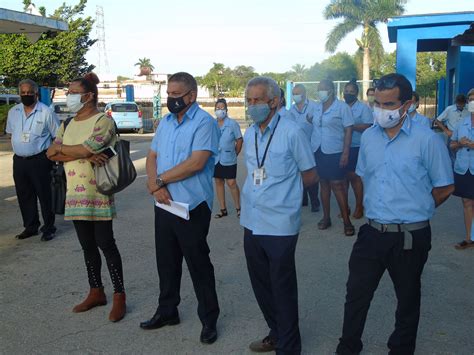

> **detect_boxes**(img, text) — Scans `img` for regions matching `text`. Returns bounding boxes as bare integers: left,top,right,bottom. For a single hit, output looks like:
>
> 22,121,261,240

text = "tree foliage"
0,0,96,87
307,52,358,82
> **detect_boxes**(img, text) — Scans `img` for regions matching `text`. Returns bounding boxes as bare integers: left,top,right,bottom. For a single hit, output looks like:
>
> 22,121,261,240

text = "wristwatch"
155,175,166,190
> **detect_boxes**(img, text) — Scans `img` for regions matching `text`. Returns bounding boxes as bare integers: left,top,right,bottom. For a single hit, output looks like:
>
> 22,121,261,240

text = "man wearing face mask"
336,73,454,355
365,87,376,112
434,94,469,137
289,84,321,213
241,77,318,354
6,79,59,241
408,91,431,128
141,72,221,345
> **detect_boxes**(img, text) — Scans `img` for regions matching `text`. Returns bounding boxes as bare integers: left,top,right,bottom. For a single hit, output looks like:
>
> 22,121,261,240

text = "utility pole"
96,5,110,74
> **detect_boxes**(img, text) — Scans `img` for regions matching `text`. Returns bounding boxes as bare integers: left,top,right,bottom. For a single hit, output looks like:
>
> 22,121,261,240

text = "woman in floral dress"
47,73,126,322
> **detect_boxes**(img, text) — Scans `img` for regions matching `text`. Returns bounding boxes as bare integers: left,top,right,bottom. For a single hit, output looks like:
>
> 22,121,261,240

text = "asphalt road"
0,133,473,354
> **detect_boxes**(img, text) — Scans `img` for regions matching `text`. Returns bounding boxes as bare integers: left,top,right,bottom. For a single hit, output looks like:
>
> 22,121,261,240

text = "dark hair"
375,73,412,103
412,91,420,103
71,72,100,104
280,88,286,107
344,79,359,95
319,79,335,93
168,72,198,92
455,94,467,104
215,98,227,110
366,87,375,95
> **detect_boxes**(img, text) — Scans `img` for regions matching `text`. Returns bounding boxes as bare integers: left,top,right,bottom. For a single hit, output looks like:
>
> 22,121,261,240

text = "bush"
0,104,14,134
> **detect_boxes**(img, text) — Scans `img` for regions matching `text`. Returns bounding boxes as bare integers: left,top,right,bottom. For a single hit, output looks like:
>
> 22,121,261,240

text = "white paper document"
155,200,190,220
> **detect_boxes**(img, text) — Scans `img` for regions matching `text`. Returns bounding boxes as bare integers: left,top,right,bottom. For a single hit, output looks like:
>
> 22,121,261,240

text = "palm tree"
135,58,155,76
324,0,406,97
291,64,308,82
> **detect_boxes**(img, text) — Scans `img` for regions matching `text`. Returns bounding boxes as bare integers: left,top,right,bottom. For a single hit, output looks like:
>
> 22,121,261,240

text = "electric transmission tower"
95,5,110,74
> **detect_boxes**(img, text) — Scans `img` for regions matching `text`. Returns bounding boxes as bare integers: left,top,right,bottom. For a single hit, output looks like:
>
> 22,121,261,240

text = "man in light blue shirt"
143,72,220,344
336,73,454,355
289,83,321,212
408,92,431,128
6,79,59,241
241,77,318,355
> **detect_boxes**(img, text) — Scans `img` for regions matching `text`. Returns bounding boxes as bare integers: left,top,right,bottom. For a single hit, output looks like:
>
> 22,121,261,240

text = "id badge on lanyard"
253,117,281,186
21,133,31,143
253,167,266,186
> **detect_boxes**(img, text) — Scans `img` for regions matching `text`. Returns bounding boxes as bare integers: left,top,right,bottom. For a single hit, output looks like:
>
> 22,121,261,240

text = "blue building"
387,12,474,115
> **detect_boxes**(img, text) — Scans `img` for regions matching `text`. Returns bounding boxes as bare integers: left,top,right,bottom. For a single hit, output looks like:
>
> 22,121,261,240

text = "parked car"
104,101,143,133
0,94,21,106
51,101,74,121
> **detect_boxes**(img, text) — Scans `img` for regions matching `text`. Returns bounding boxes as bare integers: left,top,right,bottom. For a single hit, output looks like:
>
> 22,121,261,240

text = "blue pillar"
285,81,293,110
125,85,135,102
395,30,417,90
39,87,51,106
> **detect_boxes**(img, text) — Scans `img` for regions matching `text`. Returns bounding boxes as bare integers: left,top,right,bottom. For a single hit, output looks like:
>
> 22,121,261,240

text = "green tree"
289,64,308,81
0,0,96,86
135,58,155,76
416,52,446,98
324,0,406,96
307,52,358,82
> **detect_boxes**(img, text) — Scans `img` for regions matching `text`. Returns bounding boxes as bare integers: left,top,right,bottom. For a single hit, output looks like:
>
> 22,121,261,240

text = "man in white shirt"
434,94,469,137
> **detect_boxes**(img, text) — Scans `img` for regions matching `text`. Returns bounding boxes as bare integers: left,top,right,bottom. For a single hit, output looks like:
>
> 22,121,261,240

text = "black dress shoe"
139,313,180,330
15,230,38,240
41,232,55,241
311,204,320,213
200,325,217,344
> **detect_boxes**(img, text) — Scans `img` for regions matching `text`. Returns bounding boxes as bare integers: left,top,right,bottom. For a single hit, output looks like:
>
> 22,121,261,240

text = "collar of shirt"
322,98,338,115
375,115,412,141
293,99,309,114
253,112,280,141
166,102,199,125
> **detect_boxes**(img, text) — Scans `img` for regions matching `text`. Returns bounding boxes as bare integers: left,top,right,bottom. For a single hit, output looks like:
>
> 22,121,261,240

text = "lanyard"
21,109,37,133
255,116,281,168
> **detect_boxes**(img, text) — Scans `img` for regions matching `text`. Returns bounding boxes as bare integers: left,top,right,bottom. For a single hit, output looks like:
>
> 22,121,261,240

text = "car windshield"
111,104,138,112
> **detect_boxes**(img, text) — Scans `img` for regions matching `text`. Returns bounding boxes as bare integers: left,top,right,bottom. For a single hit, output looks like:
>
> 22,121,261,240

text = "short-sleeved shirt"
289,99,318,142
314,99,354,154
150,102,219,210
217,116,242,166
356,119,453,224
411,112,431,128
240,114,316,236
54,113,117,221
6,101,59,157
451,115,474,175
350,100,374,147
436,104,469,131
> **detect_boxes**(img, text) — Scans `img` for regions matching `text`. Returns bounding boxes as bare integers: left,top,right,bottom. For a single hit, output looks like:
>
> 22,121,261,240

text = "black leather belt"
368,219,429,250
14,150,46,160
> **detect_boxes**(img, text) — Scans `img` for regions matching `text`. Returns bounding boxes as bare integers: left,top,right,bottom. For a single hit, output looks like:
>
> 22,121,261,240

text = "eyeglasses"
373,77,398,90
65,91,88,96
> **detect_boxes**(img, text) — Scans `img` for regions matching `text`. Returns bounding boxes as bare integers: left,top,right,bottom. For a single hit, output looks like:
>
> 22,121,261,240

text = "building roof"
0,7,68,42
388,11,474,43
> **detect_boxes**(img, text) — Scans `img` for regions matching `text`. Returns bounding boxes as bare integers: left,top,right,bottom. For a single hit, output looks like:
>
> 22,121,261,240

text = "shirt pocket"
265,148,292,177
31,120,45,136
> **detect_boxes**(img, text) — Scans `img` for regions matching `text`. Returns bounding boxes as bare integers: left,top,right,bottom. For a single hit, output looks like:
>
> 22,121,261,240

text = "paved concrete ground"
0,134,473,355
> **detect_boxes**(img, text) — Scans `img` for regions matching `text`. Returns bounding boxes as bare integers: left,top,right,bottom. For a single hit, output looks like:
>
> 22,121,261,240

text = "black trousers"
244,228,301,355
13,152,55,233
73,220,124,293
336,223,431,355
154,202,219,327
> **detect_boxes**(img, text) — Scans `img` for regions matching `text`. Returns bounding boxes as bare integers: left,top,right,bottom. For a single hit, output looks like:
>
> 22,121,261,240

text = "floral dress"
54,113,117,221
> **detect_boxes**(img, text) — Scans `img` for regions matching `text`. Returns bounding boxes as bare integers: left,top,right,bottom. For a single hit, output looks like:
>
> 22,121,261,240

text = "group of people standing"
5,69,473,354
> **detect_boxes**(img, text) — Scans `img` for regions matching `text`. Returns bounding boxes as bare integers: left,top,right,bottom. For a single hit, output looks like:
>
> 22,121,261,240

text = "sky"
3,0,474,77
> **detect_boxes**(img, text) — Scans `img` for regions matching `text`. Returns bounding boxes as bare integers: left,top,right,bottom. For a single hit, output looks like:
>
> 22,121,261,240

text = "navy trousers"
244,228,301,355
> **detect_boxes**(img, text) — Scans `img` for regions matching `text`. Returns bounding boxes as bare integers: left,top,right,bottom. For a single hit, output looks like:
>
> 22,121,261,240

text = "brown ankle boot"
109,292,126,322
72,287,107,313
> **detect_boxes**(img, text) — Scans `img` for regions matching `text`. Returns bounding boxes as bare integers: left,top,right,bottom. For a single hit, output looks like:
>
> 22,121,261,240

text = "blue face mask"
248,103,271,124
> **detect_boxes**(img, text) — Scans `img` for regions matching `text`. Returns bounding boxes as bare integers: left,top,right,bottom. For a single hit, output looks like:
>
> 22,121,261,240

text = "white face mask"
468,101,474,113
318,90,329,103
374,106,406,128
66,94,85,113
293,94,303,104
215,109,226,120
407,103,417,114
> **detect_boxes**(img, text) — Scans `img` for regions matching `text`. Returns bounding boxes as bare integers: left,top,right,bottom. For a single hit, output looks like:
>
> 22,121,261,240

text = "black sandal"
454,240,474,250
236,208,241,218
344,223,355,237
317,218,332,230
214,209,228,219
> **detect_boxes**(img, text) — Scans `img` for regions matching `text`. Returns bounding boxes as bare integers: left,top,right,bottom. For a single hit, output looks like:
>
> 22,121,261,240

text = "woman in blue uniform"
213,98,243,218
343,80,373,219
